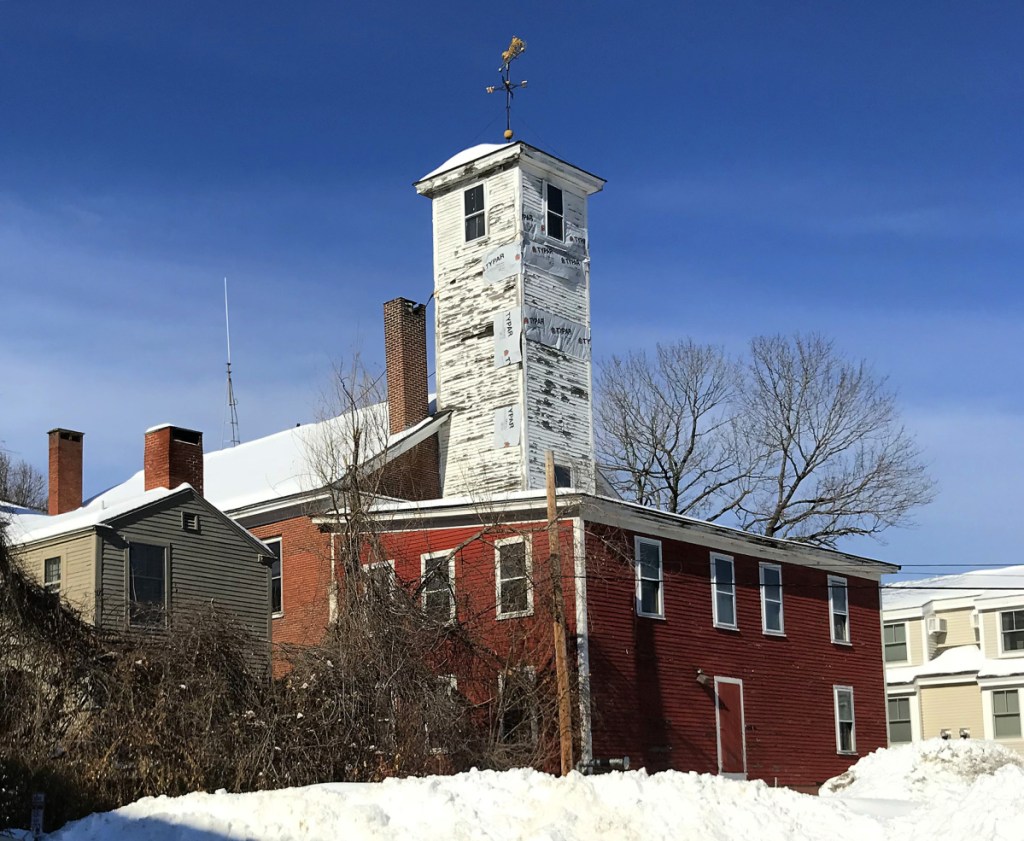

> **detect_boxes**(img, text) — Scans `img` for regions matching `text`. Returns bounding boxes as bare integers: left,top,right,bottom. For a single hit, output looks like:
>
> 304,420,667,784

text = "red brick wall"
249,515,333,668
376,437,440,500
584,525,887,787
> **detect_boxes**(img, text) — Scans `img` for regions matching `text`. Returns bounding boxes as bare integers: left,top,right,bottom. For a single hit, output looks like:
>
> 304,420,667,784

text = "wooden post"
546,451,574,774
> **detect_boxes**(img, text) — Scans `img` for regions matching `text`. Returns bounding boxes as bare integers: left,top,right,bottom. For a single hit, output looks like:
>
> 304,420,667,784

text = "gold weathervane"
486,36,527,141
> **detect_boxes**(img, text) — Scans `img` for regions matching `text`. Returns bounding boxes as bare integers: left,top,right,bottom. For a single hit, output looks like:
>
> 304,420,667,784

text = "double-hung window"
759,562,784,635
498,668,537,747
545,183,564,241
1000,610,1024,653
44,557,62,594
366,559,395,601
887,696,912,744
834,686,856,753
993,689,1021,738
635,537,663,618
828,575,850,643
265,538,283,616
883,622,908,663
711,553,737,629
129,542,166,627
422,552,455,622
496,537,532,618
464,185,485,241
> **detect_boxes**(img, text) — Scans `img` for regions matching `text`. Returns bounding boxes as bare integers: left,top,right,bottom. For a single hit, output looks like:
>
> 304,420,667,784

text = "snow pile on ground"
820,737,1024,801
4,739,1021,840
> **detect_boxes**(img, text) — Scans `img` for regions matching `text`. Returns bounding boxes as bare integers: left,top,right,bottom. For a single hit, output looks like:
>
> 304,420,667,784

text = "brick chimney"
383,297,429,435
144,425,204,496
47,428,84,515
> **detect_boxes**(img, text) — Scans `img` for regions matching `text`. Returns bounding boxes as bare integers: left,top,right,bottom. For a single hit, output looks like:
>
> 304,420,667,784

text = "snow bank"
6,740,1021,841
820,737,1024,801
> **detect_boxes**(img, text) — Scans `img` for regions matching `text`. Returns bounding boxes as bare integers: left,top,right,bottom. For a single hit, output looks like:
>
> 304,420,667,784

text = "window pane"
640,579,660,615
994,712,1021,739
839,722,853,752
834,614,849,642
44,557,61,588
884,641,908,662
765,601,782,631
716,590,735,626
715,558,734,586
465,185,484,214
547,184,563,215
639,542,660,578
465,213,485,241
547,214,564,241
837,691,853,720
499,543,526,580
889,720,912,743
502,578,529,614
831,580,848,612
271,578,282,614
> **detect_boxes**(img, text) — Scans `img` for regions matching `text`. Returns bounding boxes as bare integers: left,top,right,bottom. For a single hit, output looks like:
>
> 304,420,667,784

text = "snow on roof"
419,143,509,181
4,485,185,545
86,403,437,516
883,565,1024,610
886,644,1024,685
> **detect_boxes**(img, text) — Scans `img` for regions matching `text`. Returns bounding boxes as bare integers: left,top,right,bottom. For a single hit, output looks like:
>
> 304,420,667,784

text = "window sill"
271,612,284,620
837,749,858,756
497,609,534,621
636,611,666,621
832,639,853,647
762,629,786,638
714,623,740,632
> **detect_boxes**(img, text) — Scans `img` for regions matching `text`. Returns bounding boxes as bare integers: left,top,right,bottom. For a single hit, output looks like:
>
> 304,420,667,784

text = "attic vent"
181,512,201,532
172,429,202,446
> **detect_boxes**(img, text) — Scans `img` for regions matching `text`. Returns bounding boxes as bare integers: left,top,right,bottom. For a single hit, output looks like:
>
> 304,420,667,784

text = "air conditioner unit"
926,616,947,636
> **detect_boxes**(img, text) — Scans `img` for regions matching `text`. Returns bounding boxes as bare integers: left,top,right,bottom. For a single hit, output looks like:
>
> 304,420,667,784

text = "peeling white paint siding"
418,145,604,498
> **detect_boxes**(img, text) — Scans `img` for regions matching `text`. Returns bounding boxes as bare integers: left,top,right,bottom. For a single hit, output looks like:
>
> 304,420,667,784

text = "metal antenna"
223,277,241,447
485,36,527,142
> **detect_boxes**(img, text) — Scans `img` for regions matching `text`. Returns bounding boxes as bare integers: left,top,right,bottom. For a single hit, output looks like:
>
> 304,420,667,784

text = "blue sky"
1,2,1020,579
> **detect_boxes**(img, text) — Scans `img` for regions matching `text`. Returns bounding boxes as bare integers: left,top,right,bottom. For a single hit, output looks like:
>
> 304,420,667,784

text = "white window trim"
997,609,1024,658
828,575,851,645
883,621,910,665
634,536,664,619
710,553,738,630
265,537,284,618
834,685,857,754
543,181,565,243
495,536,534,619
464,182,487,243
421,551,456,622
759,562,784,636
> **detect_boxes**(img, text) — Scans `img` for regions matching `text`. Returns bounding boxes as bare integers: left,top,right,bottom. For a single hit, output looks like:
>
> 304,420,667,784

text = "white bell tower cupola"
415,142,605,497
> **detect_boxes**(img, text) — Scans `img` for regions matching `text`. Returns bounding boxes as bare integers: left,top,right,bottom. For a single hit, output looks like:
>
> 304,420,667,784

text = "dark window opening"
129,543,166,627
546,184,564,241
553,463,572,488
266,539,283,615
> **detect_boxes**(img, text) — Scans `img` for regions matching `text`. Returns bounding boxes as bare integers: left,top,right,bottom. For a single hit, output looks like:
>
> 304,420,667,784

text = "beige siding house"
4,484,273,664
883,566,1024,756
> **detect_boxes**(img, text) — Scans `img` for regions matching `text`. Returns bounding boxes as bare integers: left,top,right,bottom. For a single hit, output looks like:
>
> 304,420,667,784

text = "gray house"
4,426,272,663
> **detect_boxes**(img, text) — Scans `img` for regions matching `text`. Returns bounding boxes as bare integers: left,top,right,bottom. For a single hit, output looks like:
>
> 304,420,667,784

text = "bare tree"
736,334,934,546
596,334,934,547
595,341,751,518
0,449,46,510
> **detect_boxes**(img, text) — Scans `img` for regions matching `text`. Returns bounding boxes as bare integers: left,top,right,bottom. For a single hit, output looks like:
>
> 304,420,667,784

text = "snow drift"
5,739,1020,841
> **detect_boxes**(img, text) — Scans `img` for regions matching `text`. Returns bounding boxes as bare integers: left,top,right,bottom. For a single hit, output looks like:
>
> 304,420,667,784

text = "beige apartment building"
883,566,1024,755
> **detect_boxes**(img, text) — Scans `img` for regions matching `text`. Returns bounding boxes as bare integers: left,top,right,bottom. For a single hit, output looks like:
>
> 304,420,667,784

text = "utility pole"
546,450,573,774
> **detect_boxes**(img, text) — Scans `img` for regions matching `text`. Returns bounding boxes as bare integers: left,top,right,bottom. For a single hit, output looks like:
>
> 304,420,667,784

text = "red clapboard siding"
582,524,887,787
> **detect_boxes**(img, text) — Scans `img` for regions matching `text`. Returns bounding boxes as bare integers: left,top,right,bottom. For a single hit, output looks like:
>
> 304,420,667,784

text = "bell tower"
415,142,605,496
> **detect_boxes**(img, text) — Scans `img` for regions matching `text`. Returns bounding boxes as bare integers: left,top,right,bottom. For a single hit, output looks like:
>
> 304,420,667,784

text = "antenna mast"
223,277,241,447
486,36,527,141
